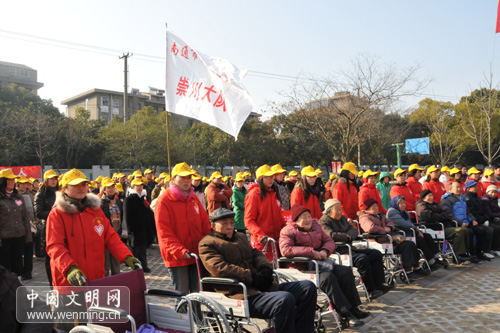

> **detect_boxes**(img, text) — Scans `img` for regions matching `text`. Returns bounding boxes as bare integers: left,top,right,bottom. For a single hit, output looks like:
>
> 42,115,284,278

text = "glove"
67,266,87,286
124,256,142,270
251,266,274,292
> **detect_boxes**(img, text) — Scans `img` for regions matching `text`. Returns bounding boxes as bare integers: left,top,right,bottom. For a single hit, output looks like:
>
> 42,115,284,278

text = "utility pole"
119,53,132,122
392,143,404,168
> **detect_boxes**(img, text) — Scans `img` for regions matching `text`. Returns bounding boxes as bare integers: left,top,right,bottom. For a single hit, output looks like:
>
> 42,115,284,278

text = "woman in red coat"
155,162,211,294
358,170,386,214
332,162,359,221
244,164,286,261
290,166,322,219
422,166,446,205
390,169,416,212
46,169,139,288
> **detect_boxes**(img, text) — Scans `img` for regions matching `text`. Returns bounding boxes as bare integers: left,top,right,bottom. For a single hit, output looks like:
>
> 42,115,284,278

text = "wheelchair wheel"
177,293,231,333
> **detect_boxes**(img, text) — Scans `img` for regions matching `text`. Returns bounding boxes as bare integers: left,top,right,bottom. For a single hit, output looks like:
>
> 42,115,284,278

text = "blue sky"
2,1,499,116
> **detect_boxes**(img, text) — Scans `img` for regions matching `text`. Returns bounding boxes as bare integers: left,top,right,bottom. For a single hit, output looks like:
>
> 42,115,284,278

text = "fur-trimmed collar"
54,191,101,214
338,176,348,184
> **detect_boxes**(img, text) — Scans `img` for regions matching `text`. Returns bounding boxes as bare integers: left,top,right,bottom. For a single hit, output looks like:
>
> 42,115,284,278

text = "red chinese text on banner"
0,166,42,179
165,29,253,139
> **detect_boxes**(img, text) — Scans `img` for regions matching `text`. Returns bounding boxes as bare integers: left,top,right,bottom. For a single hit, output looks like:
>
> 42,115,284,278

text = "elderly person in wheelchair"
280,204,369,327
199,208,317,333
319,199,392,299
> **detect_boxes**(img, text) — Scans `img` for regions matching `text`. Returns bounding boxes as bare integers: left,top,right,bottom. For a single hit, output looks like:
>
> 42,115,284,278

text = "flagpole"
165,23,172,176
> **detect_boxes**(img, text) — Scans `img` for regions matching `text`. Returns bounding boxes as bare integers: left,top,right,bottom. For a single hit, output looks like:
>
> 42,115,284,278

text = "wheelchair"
334,241,371,301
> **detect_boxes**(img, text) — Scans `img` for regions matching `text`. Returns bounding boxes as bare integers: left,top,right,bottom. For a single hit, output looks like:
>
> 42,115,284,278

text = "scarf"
170,184,194,202
389,196,409,220
64,193,90,212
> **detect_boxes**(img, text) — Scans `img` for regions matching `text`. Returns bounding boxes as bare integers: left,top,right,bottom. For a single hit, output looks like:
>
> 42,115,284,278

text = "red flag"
496,0,500,33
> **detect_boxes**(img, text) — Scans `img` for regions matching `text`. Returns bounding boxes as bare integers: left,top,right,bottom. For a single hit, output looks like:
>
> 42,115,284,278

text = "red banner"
0,166,42,179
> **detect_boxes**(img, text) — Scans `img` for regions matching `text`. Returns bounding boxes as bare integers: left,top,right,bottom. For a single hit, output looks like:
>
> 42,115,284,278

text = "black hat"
420,189,433,200
209,208,235,223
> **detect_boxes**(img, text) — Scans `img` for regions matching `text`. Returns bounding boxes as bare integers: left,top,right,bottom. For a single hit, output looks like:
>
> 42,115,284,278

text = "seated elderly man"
199,208,317,333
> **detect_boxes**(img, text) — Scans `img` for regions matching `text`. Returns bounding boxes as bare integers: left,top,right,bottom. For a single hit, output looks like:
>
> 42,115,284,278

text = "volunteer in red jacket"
245,164,286,261
358,170,386,214
406,164,424,204
446,168,466,194
155,162,211,294
290,166,322,219
479,168,500,198
332,162,359,221
205,171,233,213
46,169,140,288
467,167,484,196
390,168,416,212
422,165,446,205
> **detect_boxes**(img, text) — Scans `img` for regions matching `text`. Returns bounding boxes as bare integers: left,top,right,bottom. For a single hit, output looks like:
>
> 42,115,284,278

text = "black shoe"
477,253,491,261
21,275,32,280
469,257,481,264
405,272,424,281
377,283,394,293
340,312,364,327
436,258,449,269
369,289,384,299
413,268,430,276
351,307,370,319
143,267,151,273
429,262,441,271
457,255,471,263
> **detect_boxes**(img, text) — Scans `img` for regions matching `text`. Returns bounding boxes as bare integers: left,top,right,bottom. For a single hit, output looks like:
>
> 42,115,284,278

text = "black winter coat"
101,194,123,235
482,194,500,220
123,193,155,247
415,200,454,227
318,214,358,243
34,186,57,221
464,192,489,224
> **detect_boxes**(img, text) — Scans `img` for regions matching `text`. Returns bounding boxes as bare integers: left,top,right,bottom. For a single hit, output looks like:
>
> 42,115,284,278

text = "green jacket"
376,172,392,210
232,186,247,230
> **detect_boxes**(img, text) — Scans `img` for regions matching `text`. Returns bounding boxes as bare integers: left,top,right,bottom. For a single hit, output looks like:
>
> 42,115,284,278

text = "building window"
188,119,194,126
9,67,17,75
18,69,30,78
112,99,119,115
85,99,88,110
101,96,109,106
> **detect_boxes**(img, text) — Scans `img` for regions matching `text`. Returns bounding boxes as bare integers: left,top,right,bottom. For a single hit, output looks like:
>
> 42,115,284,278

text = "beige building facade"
0,60,44,92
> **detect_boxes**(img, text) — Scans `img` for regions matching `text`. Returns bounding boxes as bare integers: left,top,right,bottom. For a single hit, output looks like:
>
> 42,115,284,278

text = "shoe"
469,257,481,264
492,250,500,257
457,254,471,262
143,267,151,273
351,307,370,319
21,275,32,280
369,289,384,299
413,268,430,276
429,262,441,271
377,284,394,293
477,253,491,261
436,258,450,269
405,272,424,281
340,312,364,327
484,252,495,259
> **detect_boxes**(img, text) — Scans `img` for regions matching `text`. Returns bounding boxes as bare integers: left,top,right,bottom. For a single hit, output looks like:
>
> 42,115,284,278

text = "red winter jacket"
445,180,466,195
479,180,500,198
359,213,395,234
244,184,285,244
46,192,132,288
332,177,358,220
406,177,423,204
423,179,446,205
279,221,335,258
290,186,322,220
206,182,233,213
324,181,333,201
155,185,211,268
390,183,416,212
358,183,386,214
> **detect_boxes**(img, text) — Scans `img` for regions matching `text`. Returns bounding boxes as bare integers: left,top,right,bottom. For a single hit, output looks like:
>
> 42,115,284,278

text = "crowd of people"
1,161,500,331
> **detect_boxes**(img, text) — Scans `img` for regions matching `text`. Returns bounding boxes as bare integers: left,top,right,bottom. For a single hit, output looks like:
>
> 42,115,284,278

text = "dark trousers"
23,241,33,278
487,221,500,251
132,245,148,270
319,265,361,314
394,240,420,270
32,232,43,257
469,225,494,253
168,264,200,294
351,248,385,292
249,280,317,333
0,236,25,275
45,253,52,286
416,233,440,260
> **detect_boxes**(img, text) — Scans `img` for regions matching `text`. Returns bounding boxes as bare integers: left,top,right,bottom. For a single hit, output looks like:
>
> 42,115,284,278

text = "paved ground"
25,246,500,332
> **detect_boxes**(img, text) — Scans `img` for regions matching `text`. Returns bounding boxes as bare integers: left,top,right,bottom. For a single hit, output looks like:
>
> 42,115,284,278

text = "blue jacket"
440,192,473,225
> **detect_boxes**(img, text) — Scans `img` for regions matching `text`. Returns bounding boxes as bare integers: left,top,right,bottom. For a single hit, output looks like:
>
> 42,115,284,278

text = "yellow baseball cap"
210,171,223,179
89,181,96,189
408,164,424,171
329,174,337,180
95,175,104,183
271,164,287,174
256,164,278,179
243,171,252,177
29,177,37,184
44,169,58,180
192,172,202,180
158,172,168,179
15,175,30,183
484,169,495,176
61,169,89,187
0,169,18,179
131,178,146,186
127,175,134,181
112,173,118,179
102,179,115,188
133,170,142,177
301,166,318,177
289,170,298,177
315,168,323,175
117,173,126,178
202,176,209,182
426,165,440,175
363,170,379,178
144,168,154,175
172,162,195,178
450,167,461,175
235,172,245,182
115,183,124,192
441,166,451,173
468,167,481,174
394,168,407,177
342,162,357,175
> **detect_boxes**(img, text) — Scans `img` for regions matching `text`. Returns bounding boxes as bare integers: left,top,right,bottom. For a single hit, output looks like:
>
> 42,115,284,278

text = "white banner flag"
165,29,253,138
